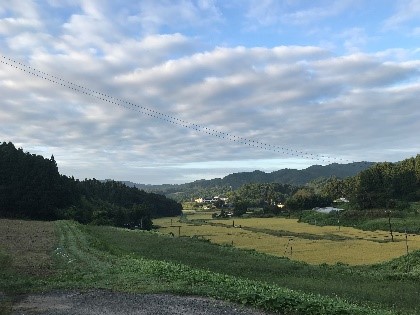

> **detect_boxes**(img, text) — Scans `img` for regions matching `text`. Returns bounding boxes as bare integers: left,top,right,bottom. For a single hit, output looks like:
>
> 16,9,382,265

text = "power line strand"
0,55,360,165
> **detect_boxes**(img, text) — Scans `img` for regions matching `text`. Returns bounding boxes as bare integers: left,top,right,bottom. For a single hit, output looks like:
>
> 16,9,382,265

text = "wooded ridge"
122,161,374,201
0,141,182,228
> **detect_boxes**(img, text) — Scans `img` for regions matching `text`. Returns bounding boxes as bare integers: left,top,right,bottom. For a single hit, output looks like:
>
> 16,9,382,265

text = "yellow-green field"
154,212,420,265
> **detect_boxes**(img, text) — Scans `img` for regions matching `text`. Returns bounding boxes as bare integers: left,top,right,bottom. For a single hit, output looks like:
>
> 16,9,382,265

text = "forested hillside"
0,142,182,228
129,162,373,201
320,156,420,209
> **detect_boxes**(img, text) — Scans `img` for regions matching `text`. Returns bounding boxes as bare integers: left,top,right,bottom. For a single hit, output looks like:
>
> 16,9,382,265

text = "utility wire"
1,55,360,165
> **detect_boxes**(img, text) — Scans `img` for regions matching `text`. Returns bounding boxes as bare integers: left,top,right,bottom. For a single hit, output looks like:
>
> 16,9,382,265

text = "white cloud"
282,0,355,25
411,27,420,36
3,43,418,172
130,0,222,35
245,0,355,27
0,1,43,36
384,0,420,30
0,16,42,35
338,28,370,53
102,33,194,68
0,1,419,184
245,0,283,27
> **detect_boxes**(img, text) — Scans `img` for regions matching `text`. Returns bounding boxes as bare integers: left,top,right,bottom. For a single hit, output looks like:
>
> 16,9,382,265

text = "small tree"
211,198,223,209
233,201,248,217
129,204,152,230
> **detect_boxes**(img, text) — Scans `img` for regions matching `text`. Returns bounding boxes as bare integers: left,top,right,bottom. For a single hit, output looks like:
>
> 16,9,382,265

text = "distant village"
193,195,286,212
194,195,230,210
313,198,349,213
194,195,349,214
194,195,229,204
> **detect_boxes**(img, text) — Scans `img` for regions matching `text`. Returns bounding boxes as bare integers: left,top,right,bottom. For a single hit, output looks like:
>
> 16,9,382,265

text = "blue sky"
0,0,419,184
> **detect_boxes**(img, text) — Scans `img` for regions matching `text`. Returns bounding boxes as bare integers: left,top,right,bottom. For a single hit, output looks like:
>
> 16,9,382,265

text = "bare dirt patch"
11,290,272,315
0,219,56,276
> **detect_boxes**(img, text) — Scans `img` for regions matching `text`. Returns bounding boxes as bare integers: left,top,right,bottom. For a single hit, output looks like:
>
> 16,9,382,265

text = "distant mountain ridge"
115,162,374,198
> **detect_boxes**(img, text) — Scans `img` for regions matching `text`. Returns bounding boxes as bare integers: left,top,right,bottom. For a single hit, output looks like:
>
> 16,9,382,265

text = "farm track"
11,290,272,315
48,222,275,315
55,221,115,272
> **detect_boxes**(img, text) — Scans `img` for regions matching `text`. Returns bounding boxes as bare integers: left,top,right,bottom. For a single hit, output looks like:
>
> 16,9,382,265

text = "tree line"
282,156,420,212
223,156,420,215
132,162,373,202
319,156,420,210
0,142,182,228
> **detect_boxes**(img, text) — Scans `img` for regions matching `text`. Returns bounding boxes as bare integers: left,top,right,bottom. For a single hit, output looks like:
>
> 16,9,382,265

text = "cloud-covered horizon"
1,1,419,184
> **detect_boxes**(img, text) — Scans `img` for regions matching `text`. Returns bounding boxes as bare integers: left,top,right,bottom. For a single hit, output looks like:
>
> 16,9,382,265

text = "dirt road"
10,290,274,315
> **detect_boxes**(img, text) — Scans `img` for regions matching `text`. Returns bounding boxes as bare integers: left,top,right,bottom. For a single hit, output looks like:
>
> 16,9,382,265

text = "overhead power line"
1,54,358,165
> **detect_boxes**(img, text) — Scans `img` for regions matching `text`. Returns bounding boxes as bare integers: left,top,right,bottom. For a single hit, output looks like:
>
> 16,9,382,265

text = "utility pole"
170,225,182,237
387,211,394,242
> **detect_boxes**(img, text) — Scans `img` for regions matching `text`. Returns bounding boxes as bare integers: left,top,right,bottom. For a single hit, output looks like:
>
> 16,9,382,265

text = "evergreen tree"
0,141,182,224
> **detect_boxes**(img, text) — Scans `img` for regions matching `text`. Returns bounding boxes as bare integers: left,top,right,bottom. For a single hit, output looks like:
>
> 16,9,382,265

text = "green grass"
357,217,420,234
299,208,420,234
87,225,420,314
2,220,420,314
54,222,395,314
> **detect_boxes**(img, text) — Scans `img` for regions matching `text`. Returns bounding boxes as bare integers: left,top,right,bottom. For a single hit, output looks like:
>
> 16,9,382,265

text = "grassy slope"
2,220,419,314
88,225,420,314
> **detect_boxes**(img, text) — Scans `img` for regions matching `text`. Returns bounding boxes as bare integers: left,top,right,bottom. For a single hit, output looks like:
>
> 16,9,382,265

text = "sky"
0,0,419,184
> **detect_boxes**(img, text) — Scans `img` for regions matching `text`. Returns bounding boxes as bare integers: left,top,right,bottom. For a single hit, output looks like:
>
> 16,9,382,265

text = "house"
195,197,215,203
313,206,343,214
214,195,229,202
333,197,349,203
195,196,229,204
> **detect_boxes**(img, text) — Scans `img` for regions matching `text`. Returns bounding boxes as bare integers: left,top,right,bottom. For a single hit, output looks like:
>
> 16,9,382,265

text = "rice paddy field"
154,212,420,265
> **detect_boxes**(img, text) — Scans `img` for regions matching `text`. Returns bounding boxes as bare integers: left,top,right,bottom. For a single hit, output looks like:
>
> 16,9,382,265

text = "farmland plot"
0,219,56,276
154,214,420,265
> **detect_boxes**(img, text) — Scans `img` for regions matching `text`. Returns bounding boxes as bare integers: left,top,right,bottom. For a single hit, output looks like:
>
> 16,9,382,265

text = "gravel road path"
10,290,275,315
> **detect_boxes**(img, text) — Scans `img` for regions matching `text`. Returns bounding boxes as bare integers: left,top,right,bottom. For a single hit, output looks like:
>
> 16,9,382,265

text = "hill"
0,141,182,226
120,162,374,201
